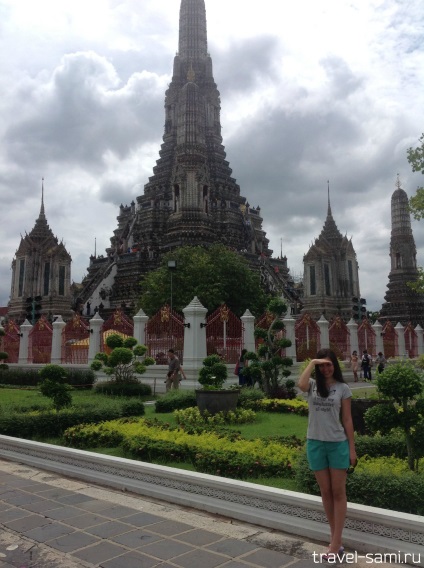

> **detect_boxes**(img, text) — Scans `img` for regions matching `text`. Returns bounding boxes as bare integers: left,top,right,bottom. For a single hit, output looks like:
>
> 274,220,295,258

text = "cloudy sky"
0,0,423,312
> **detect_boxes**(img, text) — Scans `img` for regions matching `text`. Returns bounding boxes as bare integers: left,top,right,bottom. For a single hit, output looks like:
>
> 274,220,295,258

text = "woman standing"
237,349,249,386
350,351,359,382
298,349,357,558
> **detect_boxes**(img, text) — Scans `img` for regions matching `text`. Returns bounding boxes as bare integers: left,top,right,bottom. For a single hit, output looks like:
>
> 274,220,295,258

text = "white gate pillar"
51,316,66,364
88,313,104,363
347,319,359,356
372,320,384,357
241,310,255,353
317,315,329,349
282,313,297,362
395,322,406,358
18,319,33,364
133,309,149,345
182,297,208,371
415,324,423,356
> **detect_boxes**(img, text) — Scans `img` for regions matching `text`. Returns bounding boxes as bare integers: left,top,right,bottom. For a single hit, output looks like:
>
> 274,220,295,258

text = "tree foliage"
39,364,72,410
243,298,294,397
365,361,424,471
198,354,228,390
407,133,424,220
138,245,268,316
90,333,154,383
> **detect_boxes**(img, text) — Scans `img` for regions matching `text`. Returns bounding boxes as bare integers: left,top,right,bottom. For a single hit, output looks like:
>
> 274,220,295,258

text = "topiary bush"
39,364,72,411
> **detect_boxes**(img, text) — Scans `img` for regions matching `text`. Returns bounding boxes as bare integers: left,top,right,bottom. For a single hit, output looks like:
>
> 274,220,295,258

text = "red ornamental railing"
206,305,243,364
145,305,184,364
28,316,53,364
295,313,320,362
382,321,397,359
329,316,350,361
358,319,376,356
101,309,134,353
62,314,90,364
404,322,417,358
2,320,20,363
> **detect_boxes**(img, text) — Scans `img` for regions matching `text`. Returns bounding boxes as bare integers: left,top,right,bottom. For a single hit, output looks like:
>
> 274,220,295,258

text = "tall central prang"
79,0,292,314
132,0,269,252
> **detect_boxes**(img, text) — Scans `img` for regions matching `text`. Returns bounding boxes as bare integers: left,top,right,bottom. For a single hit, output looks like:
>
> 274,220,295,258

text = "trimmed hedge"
0,368,95,389
155,390,197,412
295,452,424,515
94,381,152,397
0,400,145,439
64,418,300,479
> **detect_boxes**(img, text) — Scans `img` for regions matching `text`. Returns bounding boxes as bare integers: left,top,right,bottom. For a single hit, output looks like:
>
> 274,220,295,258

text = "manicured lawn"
0,387,308,491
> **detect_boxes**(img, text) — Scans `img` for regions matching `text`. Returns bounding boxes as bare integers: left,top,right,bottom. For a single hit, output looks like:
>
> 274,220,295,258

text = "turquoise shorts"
307,439,349,471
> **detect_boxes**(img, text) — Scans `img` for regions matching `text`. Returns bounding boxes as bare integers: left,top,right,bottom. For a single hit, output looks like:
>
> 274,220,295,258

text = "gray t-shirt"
307,378,351,442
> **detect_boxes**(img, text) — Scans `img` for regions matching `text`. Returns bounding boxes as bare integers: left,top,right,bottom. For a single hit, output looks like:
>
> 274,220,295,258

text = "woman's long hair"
239,348,247,362
314,348,344,398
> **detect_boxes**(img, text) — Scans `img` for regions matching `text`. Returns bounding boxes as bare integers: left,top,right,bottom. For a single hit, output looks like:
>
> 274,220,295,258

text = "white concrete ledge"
0,435,423,564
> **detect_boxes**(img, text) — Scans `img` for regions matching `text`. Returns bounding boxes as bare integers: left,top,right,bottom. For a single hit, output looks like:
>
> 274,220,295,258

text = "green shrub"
0,398,146,439
174,407,256,427
295,451,424,515
0,368,39,386
94,381,152,397
121,400,145,417
155,390,197,412
65,369,96,389
237,388,265,409
39,364,72,410
355,433,407,459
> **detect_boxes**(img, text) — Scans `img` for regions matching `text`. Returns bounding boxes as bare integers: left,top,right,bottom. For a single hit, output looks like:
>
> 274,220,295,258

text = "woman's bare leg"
314,469,334,544
328,468,347,552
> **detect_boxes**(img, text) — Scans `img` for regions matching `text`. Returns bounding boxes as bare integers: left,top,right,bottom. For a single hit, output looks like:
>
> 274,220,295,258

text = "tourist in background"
361,349,372,381
375,352,387,374
236,349,249,386
298,349,356,559
166,349,182,391
350,350,359,382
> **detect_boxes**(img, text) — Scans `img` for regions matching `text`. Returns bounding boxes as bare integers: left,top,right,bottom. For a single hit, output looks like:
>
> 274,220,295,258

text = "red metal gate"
358,319,376,356
101,309,134,353
206,305,243,364
382,321,397,359
62,314,90,364
404,322,417,358
145,305,184,364
2,320,20,363
295,313,321,362
329,316,350,360
28,316,53,364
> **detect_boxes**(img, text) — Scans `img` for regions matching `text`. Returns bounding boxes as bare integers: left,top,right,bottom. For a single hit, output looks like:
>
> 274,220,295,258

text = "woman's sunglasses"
346,459,358,474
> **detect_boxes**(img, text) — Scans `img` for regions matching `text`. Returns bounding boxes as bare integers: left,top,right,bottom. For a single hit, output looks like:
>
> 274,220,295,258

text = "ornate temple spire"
29,179,53,241
39,178,46,220
327,180,332,217
178,0,208,60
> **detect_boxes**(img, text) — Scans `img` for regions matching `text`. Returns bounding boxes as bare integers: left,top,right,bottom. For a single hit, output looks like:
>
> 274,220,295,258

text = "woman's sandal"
322,547,344,561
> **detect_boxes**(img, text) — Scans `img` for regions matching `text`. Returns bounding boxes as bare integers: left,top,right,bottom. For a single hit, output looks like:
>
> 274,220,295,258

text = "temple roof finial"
39,178,46,220
327,180,332,217
396,174,402,190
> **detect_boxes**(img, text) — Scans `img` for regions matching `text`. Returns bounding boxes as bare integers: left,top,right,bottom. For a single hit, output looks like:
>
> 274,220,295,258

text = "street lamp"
168,260,176,337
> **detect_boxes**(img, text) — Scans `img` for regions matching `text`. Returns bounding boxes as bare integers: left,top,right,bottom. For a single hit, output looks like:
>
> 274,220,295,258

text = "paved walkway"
0,458,333,568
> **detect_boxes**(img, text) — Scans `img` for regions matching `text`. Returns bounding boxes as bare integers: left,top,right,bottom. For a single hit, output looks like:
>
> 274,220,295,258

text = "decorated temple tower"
301,187,360,321
379,178,424,326
79,0,294,312
7,182,73,323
